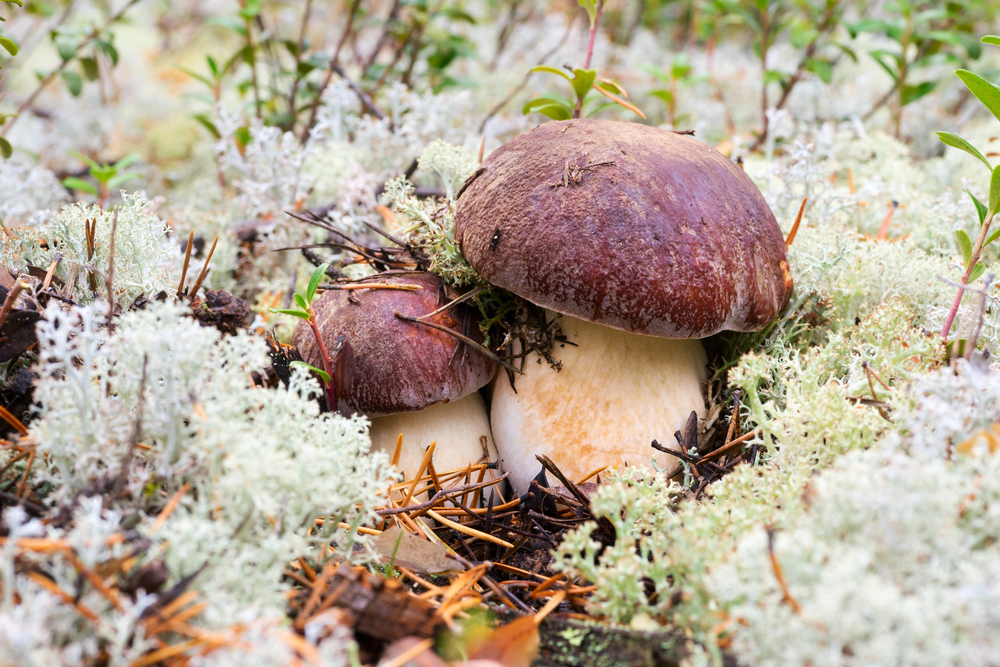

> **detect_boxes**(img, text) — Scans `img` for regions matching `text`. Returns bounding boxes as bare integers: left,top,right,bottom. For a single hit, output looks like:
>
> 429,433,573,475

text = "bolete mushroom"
455,119,793,494
292,272,500,482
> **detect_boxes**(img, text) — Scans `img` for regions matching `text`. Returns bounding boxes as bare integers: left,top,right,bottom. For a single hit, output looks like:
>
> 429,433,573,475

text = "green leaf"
294,292,308,311
306,263,328,304
965,189,988,226
790,25,818,49
528,65,573,83
55,38,76,62
991,165,1000,214
570,68,597,103
106,171,141,189
649,89,673,104
805,58,832,84
900,81,936,106
95,39,117,65
969,262,986,284
984,227,1000,247
206,55,219,77
531,103,572,121
983,35,1000,47
68,150,101,172
174,64,212,87
60,70,82,96
584,101,618,117
269,307,309,320
192,113,221,139
61,177,98,197
0,137,11,159
206,16,246,36
289,360,330,384
577,0,599,27
114,152,142,170
956,229,973,268
79,56,98,81
523,96,571,114
0,35,18,56
763,69,785,86
937,132,992,172
956,69,1000,123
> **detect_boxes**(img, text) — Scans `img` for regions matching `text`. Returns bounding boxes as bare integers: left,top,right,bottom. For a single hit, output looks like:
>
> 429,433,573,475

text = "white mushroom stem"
490,313,708,495
369,392,500,491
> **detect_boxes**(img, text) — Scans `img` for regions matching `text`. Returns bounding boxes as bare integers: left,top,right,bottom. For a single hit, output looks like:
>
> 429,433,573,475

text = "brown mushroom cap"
292,273,496,417
455,119,793,338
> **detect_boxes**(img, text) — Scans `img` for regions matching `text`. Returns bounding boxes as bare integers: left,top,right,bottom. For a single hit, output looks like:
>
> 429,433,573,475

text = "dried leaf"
370,525,462,575
468,616,540,667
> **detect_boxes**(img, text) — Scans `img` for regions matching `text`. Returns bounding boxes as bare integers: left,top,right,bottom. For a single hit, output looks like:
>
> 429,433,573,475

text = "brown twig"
394,311,520,374
0,280,27,333
785,197,807,247
188,235,218,298
177,230,194,298
767,526,802,614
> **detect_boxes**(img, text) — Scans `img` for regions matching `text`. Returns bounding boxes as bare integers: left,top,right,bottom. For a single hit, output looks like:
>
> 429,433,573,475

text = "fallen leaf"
370,525,463,575
468,616,540,667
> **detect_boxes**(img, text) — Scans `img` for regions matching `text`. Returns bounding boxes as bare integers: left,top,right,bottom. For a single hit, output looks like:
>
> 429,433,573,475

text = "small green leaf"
965,189,988,225
192,113,221,139
206,16,246,36
61,177,98,197
174,64,212,87
0,137,11,159
982,35,1000,47
269,307,309,319
577,0,599,27
570,68,597,103
114,152,142,170
106,171,141,189
991,165,1000,214
95,40,118,66
0,35,18,56
79,56,98,80
763,69,785,86
805,58,833,84
532,103,573,121
293,292,308,311
984,227,1000,247
956,69,1000,124
289,360,330,384
900,81,936,106
790,25,818,49
55,38,76,62
60,70,82,96
938,132,993,173
306,263,328,304
528,65,573,83
969,262,987,284
68,150,101,172
956,229,973,268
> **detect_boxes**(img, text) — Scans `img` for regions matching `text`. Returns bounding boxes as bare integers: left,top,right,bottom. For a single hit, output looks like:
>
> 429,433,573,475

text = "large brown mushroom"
455,119,793,494
293,272,500,481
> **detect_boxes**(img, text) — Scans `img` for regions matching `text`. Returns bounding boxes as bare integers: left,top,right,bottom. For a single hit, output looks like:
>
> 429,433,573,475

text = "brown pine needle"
848,167,855,194
785,197,807,247
0,403,27,435
0,279,27,335
322,283,421,292
15,446,34,497
534,590,567,622
478,135,486,164
379,638,434,667
24,571,100,622
390,433,403,468
767,527,802,614
401,441,436,507
426,509,514,548
697,428,762,465
875,201,898,241
42,256,60,290
177,230,194,298
188,235,218,298
150,483,189,536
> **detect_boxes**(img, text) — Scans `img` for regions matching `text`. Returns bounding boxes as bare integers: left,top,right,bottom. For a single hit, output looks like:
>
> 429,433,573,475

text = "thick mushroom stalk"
455,119,793,492
491,313,707,494
292,273,500,486
370,392,497,477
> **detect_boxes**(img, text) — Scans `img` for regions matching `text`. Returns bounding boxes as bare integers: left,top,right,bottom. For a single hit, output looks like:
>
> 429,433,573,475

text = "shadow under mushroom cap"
455,118,794,339
292,272,497,417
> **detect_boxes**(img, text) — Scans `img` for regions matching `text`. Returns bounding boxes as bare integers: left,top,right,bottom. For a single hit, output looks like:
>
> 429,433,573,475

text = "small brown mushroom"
293,272,500,481
455,119,793,493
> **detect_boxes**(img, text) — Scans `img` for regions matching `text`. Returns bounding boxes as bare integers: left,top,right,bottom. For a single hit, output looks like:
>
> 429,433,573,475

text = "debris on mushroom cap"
455,119,794,338
292,272,497,417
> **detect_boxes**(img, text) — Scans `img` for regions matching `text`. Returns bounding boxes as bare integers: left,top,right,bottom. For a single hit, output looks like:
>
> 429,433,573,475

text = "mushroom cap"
292,272,497,417
455,119,794,338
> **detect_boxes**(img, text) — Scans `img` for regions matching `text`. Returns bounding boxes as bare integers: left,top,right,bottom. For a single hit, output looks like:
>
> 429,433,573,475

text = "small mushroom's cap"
293,273,497,417
455,119,793,338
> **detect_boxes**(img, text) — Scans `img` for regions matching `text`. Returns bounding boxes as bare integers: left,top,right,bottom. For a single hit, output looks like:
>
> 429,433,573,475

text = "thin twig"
0,280,27,333
188,235,218,298
376,474,509,516
177,230,194,298
767,527,802,614
105,207,119,329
